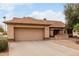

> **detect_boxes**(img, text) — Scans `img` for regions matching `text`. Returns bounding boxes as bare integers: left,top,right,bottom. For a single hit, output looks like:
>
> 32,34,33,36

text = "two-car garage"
14,28,44,41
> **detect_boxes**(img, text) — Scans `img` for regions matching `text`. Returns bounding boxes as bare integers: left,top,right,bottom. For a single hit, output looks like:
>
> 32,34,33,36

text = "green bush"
0,35,8,52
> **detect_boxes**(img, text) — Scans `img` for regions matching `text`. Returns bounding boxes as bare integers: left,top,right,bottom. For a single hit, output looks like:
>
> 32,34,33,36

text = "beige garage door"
14,28,44,41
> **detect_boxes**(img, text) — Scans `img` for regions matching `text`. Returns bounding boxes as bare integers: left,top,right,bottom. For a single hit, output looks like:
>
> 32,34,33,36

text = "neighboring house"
4,17,65,41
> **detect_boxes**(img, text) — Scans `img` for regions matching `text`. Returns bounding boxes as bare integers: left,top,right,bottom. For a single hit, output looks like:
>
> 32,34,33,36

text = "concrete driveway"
9,40,79,56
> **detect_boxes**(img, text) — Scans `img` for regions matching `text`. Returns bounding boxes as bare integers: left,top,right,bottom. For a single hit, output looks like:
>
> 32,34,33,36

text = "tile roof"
4,17,65,28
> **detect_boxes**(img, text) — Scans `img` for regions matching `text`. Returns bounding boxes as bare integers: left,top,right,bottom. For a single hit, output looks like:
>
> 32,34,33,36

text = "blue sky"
0,3,65,28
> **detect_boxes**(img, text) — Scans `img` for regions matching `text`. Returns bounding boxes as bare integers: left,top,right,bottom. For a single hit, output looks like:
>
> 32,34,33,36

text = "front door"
53,29,60,36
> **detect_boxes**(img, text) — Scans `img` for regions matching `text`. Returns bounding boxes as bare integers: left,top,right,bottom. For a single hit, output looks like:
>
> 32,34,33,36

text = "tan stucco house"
4,17,65,41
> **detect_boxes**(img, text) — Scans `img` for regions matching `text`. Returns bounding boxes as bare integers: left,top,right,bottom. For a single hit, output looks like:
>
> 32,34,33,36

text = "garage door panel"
14,28,44,41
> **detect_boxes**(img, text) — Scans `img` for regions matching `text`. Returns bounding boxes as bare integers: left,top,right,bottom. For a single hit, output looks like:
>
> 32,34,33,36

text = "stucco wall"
50,30,54,37
7,24,14,39
44,26,49,39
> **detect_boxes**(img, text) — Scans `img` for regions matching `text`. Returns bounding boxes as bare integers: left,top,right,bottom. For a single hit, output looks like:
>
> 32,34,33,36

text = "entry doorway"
67,29,73,37
53,29,60,36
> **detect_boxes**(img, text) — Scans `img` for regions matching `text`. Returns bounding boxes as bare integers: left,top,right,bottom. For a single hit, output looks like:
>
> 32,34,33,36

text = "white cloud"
0,3,33,19
0,4,15,12
28,10,65,23
0,3,34,26
0,4,16,21
0,3,33,12
21,3,33,6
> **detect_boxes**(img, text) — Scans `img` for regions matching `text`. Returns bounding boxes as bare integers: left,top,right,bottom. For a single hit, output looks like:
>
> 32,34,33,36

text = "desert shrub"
0,35,8,52
0,27,4,32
